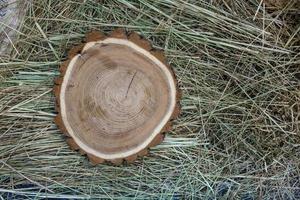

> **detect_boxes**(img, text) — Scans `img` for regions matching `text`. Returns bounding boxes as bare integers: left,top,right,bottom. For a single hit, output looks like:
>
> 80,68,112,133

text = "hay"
0,0,299,199
0,0,29,54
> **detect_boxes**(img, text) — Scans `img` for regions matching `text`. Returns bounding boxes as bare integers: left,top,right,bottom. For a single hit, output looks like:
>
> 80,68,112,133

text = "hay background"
0,0,29,54
0,0,300,199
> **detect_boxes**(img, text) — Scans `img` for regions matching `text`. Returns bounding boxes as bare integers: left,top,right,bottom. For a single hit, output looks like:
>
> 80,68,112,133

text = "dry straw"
0,0,299,199
0,0,29,55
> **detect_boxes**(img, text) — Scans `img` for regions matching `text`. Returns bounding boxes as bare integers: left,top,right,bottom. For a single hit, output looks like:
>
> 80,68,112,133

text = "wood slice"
54,29,180,165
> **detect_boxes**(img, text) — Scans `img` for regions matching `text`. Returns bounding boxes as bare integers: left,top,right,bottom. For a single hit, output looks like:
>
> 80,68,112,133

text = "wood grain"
54,30,181,164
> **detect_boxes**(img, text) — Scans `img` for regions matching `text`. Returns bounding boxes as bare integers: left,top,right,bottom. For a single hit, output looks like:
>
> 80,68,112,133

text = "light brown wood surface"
54,29,180,165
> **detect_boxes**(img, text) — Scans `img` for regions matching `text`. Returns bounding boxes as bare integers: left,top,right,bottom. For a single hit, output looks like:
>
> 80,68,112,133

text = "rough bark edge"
53,29,181,165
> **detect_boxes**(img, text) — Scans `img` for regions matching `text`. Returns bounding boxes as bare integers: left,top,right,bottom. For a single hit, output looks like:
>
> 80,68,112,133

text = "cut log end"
110,28,128,39
85,31,106,42
128,31,152,51
54,29,181,165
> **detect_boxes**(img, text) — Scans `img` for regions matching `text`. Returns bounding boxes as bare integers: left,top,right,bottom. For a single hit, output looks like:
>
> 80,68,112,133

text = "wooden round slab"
54,29,180,165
